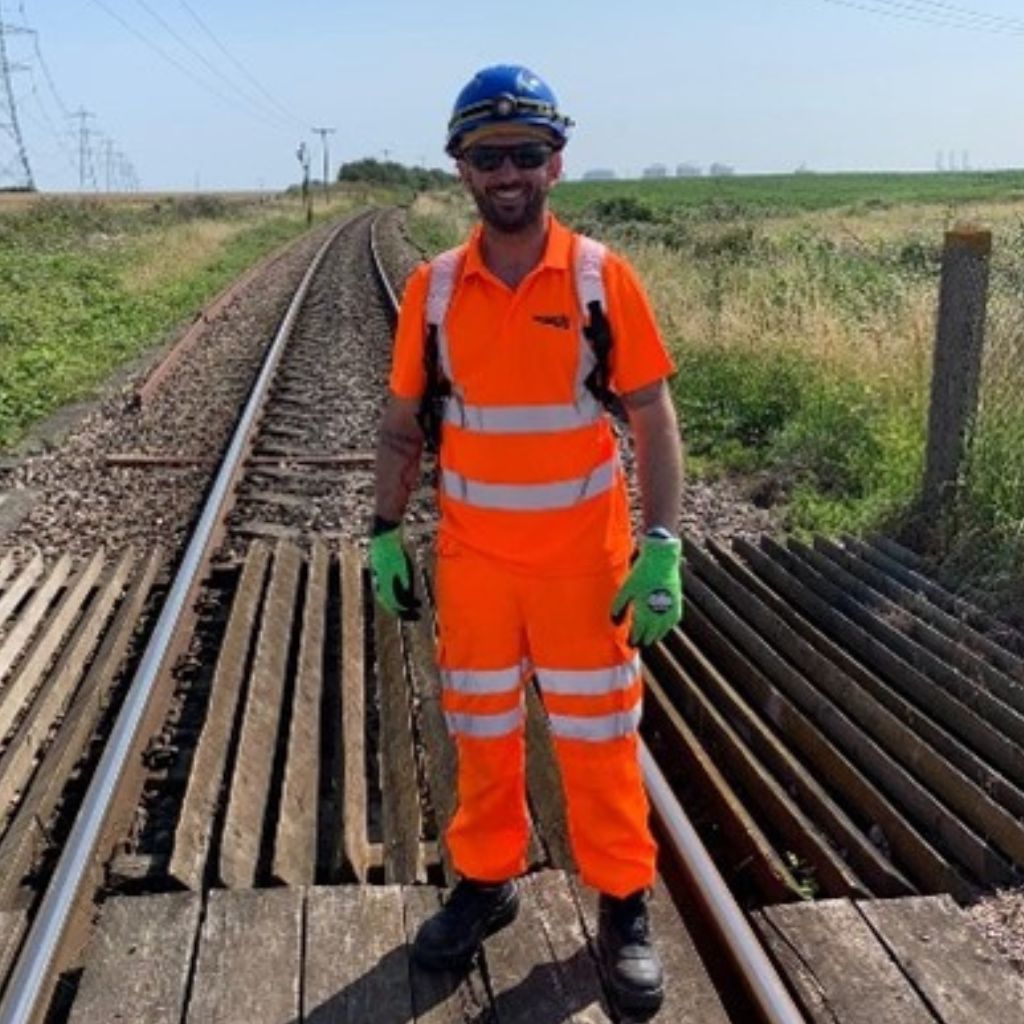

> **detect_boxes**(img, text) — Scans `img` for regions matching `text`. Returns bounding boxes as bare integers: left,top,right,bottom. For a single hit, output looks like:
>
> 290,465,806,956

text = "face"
457,133,563,234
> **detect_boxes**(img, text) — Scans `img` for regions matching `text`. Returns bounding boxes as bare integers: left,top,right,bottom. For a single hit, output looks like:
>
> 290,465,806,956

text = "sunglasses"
462,142,553,172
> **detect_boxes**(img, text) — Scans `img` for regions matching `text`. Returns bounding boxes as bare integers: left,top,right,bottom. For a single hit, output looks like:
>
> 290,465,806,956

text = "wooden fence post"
921,226,992,515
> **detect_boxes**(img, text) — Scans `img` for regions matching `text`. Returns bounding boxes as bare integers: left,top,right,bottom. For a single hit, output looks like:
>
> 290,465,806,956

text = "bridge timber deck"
61,875,1024,1023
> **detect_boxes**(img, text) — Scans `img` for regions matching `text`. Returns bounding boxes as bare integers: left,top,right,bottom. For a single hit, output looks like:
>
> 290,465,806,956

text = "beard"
469,181,547,234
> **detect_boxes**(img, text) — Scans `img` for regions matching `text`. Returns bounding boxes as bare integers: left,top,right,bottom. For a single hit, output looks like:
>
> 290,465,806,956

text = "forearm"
374,397,424,524
625,382,684,533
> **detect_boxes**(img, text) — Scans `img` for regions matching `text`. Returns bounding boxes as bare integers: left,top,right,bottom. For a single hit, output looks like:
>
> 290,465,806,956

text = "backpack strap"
574,234,607,313
574,235,625,420
425,246,464,379
418,246,464,451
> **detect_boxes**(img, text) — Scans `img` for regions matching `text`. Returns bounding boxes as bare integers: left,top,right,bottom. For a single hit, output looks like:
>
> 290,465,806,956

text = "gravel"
0,206,777,567
968,888,1024,976
3,205,1024,962
0,221,340,563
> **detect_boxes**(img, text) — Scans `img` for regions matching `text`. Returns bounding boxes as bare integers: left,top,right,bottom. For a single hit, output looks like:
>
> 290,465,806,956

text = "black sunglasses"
462,142,553,172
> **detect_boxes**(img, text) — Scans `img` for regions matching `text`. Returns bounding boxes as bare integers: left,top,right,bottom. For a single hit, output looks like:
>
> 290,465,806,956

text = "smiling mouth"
490,187,528,203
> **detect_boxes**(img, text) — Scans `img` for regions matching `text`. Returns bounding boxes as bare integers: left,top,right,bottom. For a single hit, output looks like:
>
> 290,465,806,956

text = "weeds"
0,193,361,448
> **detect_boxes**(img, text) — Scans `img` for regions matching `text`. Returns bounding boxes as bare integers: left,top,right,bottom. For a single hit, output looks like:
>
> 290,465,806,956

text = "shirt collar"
462,214,573,280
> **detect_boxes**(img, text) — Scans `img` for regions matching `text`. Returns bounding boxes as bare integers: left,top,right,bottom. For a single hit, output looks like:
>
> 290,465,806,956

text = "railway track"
0,207,1022,1023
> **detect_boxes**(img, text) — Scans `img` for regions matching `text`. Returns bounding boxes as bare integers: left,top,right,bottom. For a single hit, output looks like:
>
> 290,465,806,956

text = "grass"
0,190,377,448
552,170,1024,218
407,172,1024,600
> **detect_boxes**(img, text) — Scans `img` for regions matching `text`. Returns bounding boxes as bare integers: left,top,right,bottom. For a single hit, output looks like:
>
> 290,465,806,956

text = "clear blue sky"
4,0,1022,190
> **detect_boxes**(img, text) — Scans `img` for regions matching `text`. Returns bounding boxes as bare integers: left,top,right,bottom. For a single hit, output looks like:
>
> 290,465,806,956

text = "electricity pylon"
0,0,35,190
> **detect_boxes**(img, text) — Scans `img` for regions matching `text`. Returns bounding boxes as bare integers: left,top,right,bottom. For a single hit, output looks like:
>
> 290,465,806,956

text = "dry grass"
121,219,242,293
627,239,934,391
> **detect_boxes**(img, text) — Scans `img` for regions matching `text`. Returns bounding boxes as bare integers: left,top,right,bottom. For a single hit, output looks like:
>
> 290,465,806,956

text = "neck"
481,212,549,289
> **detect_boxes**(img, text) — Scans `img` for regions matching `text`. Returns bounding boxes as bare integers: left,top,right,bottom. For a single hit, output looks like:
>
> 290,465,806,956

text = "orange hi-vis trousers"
436,537,657,897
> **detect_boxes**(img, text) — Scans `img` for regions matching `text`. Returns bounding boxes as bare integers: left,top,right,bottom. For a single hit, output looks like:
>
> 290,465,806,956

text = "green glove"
370,526,421,621
611,536,684,647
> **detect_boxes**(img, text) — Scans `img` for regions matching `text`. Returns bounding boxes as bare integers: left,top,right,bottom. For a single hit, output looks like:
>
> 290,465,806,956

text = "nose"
490,154,523,180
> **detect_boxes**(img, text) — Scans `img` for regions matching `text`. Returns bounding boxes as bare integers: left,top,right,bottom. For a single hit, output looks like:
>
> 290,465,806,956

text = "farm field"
553,169,1024,216
412,171,1024,604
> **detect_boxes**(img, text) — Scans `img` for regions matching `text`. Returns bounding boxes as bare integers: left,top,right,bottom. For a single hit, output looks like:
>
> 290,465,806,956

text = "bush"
672,347,808,457
337,158,454,191
670,343,923,532
586,195,657,223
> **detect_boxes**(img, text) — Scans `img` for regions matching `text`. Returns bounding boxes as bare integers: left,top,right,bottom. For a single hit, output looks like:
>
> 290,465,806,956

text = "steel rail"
0,214,359,1024
640,744,807,1024
369,212,400,314
368,226,805,1023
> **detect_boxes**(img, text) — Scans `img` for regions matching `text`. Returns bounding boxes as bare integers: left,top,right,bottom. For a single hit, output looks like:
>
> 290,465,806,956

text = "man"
370,64,683,1019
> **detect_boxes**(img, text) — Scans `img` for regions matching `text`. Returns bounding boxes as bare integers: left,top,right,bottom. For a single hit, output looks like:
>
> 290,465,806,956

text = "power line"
131,0,296,130
897,0,1024,31
26,76,77,174
21,21,70,120
177,0,306,129
817,0,1024,35
84,0,291,131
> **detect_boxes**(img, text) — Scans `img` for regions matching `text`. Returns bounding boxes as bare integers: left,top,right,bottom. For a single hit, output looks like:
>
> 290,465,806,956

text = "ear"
548,150,564,184
456,159,472,187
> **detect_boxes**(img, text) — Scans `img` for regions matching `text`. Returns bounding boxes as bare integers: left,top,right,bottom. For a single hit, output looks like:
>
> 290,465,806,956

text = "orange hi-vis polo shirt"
389,215,675,575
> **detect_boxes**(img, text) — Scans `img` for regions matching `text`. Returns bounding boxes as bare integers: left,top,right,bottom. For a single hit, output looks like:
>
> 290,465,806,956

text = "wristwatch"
644,525,678,541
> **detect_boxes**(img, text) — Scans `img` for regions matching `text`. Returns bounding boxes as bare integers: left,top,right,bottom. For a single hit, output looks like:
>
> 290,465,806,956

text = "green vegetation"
552,170,1024,219
409,172,1024,601
337,157,455,191
671,345,925,535
0,192,367,448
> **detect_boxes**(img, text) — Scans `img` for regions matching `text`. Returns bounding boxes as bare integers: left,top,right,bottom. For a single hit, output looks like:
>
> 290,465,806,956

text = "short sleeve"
603,251,675,396
388,263,431,399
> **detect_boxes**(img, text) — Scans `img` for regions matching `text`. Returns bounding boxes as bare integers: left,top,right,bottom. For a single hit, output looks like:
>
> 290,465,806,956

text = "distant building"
675,162,702,177
708,162,735,177
582,168,617,180
642,163,668,179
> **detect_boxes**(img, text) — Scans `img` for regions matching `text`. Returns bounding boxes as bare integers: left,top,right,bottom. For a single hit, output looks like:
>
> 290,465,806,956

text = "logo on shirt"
533,313,571,330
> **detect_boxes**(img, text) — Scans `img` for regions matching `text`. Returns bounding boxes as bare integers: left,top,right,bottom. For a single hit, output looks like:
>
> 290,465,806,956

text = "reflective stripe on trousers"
442,656,642,742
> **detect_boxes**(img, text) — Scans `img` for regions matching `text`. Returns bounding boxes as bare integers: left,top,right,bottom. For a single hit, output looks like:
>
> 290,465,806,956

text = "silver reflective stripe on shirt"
548,702,642,742
443,393,602,434
441,663,523,695
442,455,617,511
445,706,524,739
536,655,640,696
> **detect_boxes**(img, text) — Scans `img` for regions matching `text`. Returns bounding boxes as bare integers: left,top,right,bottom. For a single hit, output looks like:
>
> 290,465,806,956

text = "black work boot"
413,878,520,971
598,890,664,1019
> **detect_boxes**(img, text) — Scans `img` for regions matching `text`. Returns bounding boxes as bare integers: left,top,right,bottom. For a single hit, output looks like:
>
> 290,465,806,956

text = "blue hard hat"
446,65,573,156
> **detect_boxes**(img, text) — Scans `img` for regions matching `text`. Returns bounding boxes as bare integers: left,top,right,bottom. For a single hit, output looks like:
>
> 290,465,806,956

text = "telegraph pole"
0,1,35,190
312,126,335,201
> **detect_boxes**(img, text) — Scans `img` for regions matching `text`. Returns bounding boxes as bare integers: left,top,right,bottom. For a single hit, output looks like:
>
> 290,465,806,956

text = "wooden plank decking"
62,871,722,1023
61,882,1024,1023
755,895,1024,1023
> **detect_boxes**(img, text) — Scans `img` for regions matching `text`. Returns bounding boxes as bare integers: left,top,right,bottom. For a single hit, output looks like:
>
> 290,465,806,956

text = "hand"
370,527,421,621
610,536,683,647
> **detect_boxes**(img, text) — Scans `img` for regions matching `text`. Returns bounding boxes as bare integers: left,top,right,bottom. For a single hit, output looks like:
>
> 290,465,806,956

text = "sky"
2,0,1023,191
